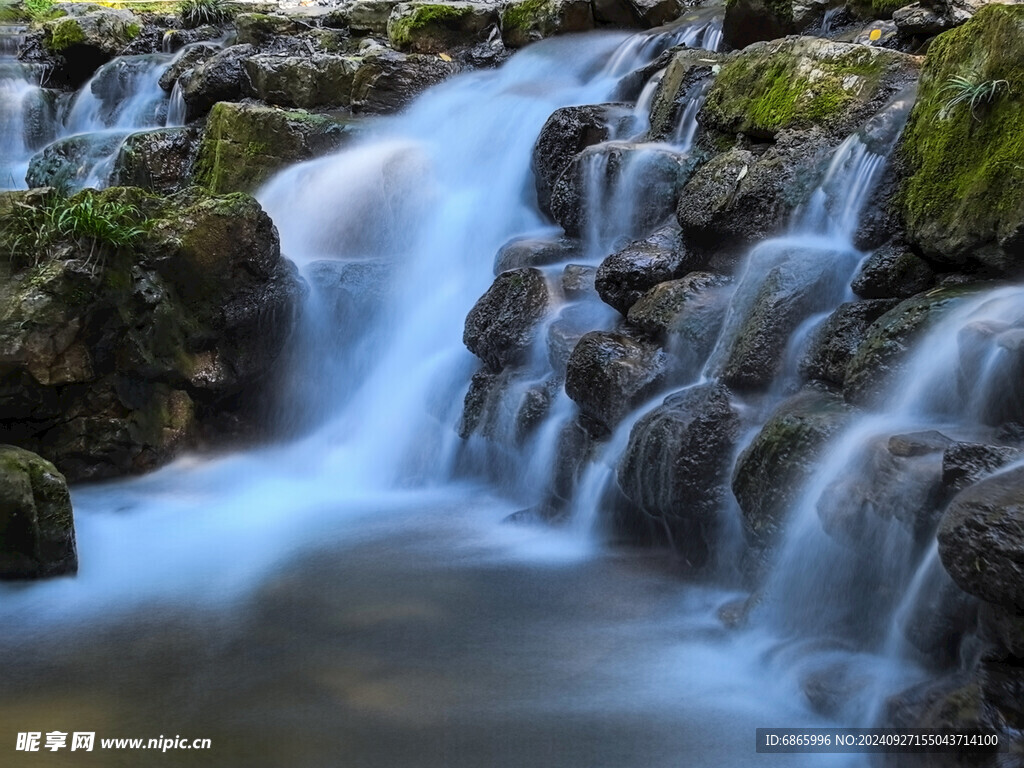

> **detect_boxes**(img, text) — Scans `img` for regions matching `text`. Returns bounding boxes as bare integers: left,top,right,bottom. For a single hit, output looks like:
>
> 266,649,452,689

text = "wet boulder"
532,103,629,218
334,0,404,34
0,187,304,481
626,272,732,341
349,45,456,113
463,268,550,372
732,388,854,547
546,301,612,379
560,264,597,300
564,331,667,434
112,127,198,194
595,223,689,315
25,133,125,190
0,445,76,580
42,8,142,86
719,245,859,393
955,317,1024,428
938,466,1024,612
898,6,1024,275
500,0,593,48
942,441,1024,496
193,102,356,194
799,299,899,387
850,242,936,299
493,233,579,274
843,286,981,407
617,383,741,562
245,53,359,110
179,45,255,122
387,2,500,53
647,48,723,142
550,142,685,240
159,42,220,92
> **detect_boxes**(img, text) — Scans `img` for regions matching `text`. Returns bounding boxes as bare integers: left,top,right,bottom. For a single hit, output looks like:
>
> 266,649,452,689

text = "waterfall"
0,25,50,190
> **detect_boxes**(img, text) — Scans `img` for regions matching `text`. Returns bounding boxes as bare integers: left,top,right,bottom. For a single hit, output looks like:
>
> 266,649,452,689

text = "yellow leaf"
439,52,452,62
869,28,882,41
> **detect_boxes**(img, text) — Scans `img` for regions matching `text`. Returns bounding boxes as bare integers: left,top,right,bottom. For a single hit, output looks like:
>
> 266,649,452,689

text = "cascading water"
0,25,52,190
1,17,1008,768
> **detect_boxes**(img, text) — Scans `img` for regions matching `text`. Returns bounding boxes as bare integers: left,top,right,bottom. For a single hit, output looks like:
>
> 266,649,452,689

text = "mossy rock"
193,102,356,194
0,444,76,579
387,1,499,53
898,5,1024,274
701,37,914,141
42,6,140,53
499,0,593,48
848,0,910,22
245,52,360,109
234,12,305,46
732,387,855,548
723,0,844,49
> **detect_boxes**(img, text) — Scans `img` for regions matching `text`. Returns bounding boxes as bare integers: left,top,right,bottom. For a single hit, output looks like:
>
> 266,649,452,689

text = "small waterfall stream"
0,24,50,190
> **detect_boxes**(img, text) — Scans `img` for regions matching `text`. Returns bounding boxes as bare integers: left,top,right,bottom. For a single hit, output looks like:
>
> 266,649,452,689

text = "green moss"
899,5,1024,265
388,4,472,48
501,0,548,32
703,41,886,138
45,17,84,51
124,21,140,39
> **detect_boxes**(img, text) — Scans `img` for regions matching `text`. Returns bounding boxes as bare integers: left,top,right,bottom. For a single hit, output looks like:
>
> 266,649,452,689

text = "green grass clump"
938,74,1010,120
179,0,231,29
0,190,151,271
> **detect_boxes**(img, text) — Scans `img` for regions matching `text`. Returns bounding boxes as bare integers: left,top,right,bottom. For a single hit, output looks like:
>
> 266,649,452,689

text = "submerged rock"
898,5,1024,275
564,331,667,434
732,388,854,547
942,441,1024,496
0,445,76,580
938,466,1024,612
850,242,936,299
617,383,740,563
493,234,579,274
464,268,550,372
25,133,124,190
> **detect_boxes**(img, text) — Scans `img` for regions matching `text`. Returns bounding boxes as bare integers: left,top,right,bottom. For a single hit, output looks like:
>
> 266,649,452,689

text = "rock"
546,301,611,378
387,2,500,53
0,187,304,481
0,445,76,580
938,466,1024,611
42,8,142,86
594,223,690,315
459,367,499,438
551,142,685,240
626,0,685,26
647,48,723,142
234,13,307,46
111,127,197,194
800,299,899,387
349,45,456,113
732,388,854,547
850,242,936,299
723,0,839,49
500,0,593,48
719,245,859,392
900,557,978,667
179,45,255,122
843,286,981,407
898,6,1024,275
532,103,629,219
25,133,125,190
816,432,947,543
617,383,741,563
493,234,579,274
564,331,667,434
956,320,1024,427
700,37,918,143
561,264,596,299
306,259,390,331
551,416,594,504
159,42,219,92
192,102,356,194
245,53,359,109
978,601,1024,658
463,268,550,371
892,2,949,34
884,676,991,748
340,0,404,34
942,441,1024,495
627,272,732,343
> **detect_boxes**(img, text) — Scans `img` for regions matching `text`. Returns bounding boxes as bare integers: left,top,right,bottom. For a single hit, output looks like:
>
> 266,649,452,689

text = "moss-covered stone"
234,12,304,46
44,15,82,49
193,102,356,194
898,5,1024,274
387,1,498,53
0,444,76,579
702,37,898,141
245,52,359,109
500,0,593,48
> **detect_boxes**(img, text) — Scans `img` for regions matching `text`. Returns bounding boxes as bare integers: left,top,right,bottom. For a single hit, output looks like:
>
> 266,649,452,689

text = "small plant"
0,191,150,271
21,0,60,23
938,74,1010,121
178,0,231,29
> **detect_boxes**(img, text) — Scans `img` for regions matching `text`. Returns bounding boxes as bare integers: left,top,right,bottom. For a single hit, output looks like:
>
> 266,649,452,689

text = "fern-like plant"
938,74,1010,121
179,0,232,29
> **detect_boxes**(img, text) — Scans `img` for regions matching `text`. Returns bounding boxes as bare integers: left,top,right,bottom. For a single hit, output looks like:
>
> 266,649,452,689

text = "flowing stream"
0,16,1009,767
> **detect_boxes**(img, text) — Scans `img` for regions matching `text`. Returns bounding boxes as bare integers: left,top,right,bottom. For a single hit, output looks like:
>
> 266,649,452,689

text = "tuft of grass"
0,190,151,271
22,0,61,22
178,0,231,29
938,74,1010,121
